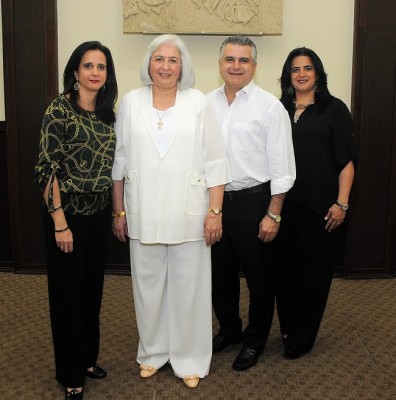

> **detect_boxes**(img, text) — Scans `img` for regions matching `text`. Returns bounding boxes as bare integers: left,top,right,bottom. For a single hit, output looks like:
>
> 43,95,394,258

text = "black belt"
224,182,270,201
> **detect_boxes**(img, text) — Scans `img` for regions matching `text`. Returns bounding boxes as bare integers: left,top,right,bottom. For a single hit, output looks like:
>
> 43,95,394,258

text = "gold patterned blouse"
34,95,116,215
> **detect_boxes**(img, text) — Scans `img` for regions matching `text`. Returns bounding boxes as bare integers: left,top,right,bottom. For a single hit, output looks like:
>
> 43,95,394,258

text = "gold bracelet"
112,210,126,219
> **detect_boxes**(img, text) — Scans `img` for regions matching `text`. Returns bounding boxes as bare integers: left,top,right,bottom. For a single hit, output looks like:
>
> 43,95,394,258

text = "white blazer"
112,86,229,244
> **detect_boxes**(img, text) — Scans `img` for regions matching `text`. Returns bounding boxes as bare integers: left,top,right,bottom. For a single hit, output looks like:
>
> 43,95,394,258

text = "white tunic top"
112,86,230,244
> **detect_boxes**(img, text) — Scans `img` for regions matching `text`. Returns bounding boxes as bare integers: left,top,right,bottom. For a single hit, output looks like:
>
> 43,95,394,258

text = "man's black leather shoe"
232,346,261,371
86,365,107,379
65,388,83,400
212,333,242,353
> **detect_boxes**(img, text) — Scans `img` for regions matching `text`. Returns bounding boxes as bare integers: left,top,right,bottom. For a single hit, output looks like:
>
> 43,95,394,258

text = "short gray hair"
140,34,195,90
219,35,257,64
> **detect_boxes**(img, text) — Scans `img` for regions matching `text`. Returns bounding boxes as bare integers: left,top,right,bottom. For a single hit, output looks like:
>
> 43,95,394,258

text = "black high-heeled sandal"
65,388,83,400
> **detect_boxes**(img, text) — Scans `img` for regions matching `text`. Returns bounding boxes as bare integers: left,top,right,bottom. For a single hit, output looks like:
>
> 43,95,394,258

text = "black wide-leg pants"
43,207,110,388
274,200,338,353
211,185,274,351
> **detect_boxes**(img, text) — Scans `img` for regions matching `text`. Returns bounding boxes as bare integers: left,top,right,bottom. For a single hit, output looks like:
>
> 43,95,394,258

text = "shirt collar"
220,79,255,97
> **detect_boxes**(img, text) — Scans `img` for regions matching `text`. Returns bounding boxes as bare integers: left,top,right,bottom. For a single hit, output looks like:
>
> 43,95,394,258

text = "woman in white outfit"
111,34,229,389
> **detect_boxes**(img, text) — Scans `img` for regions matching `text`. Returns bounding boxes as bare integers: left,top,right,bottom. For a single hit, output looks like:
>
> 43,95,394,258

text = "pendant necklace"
293,99,315,123
153,98,167,129
155,109,167,129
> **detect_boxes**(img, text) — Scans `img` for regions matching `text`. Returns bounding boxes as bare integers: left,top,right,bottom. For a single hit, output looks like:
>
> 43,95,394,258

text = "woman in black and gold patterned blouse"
34,41,117,400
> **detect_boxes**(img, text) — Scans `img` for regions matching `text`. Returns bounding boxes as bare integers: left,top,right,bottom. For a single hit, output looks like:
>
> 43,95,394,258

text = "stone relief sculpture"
123,0,172,18
123,0,282,35
191,0,259,26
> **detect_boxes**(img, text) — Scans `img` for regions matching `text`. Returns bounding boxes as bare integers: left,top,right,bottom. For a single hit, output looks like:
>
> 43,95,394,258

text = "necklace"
153,97,169,129
155,108,167,129
293,99,315,123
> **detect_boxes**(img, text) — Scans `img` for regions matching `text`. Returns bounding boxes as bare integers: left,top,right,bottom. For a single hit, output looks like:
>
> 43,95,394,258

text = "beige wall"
0,0,354,120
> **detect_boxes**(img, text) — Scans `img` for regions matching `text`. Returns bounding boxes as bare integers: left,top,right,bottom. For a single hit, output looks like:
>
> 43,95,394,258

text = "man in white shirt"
207,35,296,371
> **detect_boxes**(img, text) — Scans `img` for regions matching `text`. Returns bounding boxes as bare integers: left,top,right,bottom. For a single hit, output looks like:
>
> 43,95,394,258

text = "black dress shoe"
232,346,261,371
65,388,83,400
86,365,107,379
212,333,242,353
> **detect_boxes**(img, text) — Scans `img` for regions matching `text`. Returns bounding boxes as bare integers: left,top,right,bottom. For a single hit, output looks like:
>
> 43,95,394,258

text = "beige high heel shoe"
183,374,200,389
139,364,158,378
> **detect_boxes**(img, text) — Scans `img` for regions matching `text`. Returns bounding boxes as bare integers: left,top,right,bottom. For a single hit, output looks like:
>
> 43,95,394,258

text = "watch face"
275,215,282,223
342,204,349,211
210,208,222,215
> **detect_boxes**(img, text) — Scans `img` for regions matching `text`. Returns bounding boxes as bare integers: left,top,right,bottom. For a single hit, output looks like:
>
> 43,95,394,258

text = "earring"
315,82,319,93
74,80,80,91
287,85,294,96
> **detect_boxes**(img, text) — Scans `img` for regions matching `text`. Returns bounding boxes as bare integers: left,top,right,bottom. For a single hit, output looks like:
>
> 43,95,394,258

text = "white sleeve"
202,97,231,188
266,101,296,194
112,96,128,181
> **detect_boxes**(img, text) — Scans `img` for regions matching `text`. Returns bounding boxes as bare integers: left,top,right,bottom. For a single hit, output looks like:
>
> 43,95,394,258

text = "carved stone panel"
123,0,283,35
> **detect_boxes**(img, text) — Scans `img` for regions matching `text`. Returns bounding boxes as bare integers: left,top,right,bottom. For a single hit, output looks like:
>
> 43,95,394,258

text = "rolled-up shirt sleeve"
266,101,296,195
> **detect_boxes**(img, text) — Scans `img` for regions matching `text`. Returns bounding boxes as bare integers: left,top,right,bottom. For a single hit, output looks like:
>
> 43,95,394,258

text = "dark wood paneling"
345,0,396,277
0,121,12,271
2,0,59,273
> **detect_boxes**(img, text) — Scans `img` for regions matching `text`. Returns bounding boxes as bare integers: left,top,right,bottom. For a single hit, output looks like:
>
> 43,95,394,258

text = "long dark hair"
280,47,331,110
63,41,118,124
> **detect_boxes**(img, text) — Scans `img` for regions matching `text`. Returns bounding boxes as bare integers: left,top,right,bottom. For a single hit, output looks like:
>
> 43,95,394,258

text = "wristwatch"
208,208,222,215
336,201,349,211
266,210,282,223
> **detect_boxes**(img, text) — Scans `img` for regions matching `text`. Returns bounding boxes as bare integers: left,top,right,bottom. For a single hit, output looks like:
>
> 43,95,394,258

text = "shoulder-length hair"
140,34,195,90
63,41,118,124
280,47,331,110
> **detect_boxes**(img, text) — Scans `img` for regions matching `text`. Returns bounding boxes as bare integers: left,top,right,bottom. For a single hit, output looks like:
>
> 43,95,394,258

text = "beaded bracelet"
112,210,126,219
55,226,69,233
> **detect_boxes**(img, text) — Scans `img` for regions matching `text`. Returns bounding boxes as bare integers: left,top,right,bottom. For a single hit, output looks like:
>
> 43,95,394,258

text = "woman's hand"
55,228,73,253
113,216,128,242
324,204,346,231
204,213,222,246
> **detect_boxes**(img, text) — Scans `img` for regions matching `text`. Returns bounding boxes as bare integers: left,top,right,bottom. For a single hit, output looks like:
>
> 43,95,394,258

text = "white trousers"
129,239,212,378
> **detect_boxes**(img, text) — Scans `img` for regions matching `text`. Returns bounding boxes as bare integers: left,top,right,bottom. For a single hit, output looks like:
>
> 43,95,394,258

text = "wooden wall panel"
345,0,396,277
0,122,12,271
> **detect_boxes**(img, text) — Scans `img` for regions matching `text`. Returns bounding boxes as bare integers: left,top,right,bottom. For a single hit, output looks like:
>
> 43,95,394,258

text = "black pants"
43,207,110,388
211,184,274,351
274,200,338,353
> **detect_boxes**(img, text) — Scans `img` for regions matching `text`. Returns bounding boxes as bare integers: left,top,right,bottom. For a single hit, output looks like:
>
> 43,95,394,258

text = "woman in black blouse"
274,47,356,359
34,41,118,399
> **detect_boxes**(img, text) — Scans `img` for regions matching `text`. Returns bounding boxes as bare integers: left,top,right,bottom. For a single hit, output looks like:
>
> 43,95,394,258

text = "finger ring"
215,233,218,237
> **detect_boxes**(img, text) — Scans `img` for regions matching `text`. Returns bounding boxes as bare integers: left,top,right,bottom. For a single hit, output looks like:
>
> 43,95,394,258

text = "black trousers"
274,200,338,353
43,207,110,388
211,184,274,351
